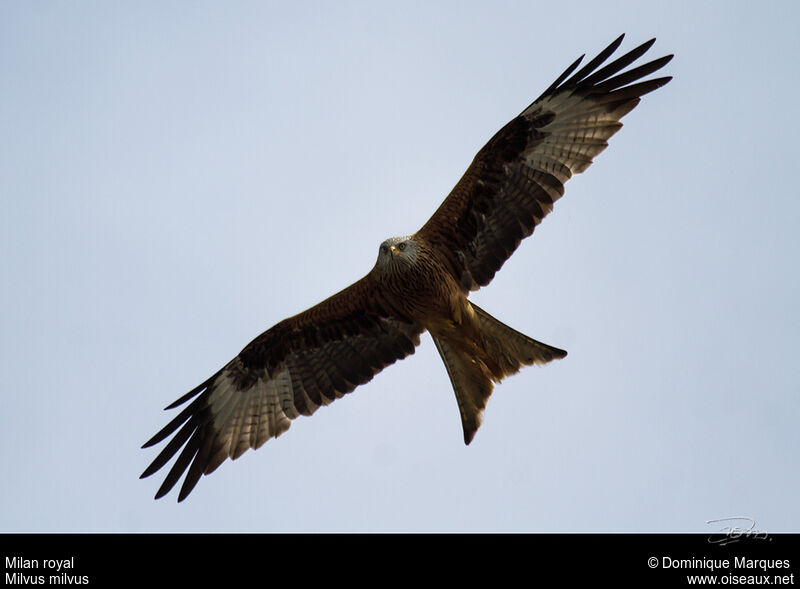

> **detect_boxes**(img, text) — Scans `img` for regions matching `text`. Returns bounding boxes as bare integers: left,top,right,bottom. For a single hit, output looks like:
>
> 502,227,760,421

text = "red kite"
142,35,672,501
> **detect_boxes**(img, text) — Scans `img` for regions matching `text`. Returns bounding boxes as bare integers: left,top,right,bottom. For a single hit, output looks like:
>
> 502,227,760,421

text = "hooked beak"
388,245,399,256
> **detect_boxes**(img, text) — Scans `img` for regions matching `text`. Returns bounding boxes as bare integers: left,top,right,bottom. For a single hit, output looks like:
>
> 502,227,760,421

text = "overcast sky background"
1,1,798,533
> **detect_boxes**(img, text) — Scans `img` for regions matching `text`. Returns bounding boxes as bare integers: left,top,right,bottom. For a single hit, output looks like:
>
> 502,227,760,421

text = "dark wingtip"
164,389,193,410
139,459,161,479
606,33,628,53
154,472,179,500
533,54,584,103
532,34,671,105
562,34,626,87
141,436,159,450
656,74,674,88
163,369,222,410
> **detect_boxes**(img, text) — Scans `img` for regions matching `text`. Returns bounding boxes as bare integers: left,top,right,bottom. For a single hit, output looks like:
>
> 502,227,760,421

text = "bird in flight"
142,34,672,501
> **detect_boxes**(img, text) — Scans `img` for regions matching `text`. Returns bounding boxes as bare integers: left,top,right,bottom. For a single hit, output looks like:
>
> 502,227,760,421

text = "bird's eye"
398,242,406,251
380,244,389,254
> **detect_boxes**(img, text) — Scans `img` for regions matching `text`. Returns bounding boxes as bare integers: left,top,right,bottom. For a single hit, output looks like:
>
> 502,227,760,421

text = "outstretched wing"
416,35,673,291
140,275,423,501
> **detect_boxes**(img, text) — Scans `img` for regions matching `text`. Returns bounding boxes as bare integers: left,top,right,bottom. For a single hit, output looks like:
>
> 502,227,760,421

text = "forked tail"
433,302,566,444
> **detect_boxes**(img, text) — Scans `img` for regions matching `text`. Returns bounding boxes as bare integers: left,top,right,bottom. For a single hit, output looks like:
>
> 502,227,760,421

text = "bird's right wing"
140,274,424,501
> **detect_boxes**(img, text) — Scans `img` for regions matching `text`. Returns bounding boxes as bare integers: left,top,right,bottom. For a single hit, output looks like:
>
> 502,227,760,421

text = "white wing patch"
205,364,295,471
522,94,629,180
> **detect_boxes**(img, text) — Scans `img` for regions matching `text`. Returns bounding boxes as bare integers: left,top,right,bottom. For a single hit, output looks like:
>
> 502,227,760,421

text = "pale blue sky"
1,1,798,532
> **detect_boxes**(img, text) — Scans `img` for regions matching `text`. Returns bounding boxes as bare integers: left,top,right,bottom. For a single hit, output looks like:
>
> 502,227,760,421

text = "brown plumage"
141,34,672,501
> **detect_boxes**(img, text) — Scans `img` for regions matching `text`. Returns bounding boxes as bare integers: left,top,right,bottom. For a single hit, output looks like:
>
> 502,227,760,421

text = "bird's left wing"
416,35,672,291
140,275,423,501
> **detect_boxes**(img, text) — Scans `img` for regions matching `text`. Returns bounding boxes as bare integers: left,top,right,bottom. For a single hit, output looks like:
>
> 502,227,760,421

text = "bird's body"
372,235,459,328
142,35,673,501
371,232,568,442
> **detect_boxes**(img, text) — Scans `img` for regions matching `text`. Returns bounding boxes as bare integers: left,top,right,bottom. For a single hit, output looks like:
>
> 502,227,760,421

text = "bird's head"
374,235,420,275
